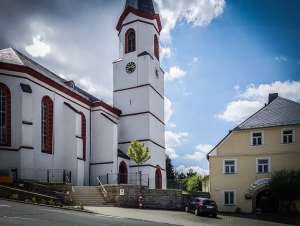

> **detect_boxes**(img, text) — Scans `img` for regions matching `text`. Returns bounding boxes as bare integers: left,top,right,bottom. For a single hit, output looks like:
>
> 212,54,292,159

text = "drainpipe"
89,106,92,186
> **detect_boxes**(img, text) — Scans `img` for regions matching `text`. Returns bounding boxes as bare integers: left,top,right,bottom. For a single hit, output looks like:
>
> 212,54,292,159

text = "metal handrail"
97,176,107,194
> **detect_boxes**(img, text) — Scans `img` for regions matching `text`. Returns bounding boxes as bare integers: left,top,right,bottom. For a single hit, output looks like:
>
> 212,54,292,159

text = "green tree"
166,155,178,188
269,168,300,212
187,169,197,178
127,140,151,185
187,175,204,192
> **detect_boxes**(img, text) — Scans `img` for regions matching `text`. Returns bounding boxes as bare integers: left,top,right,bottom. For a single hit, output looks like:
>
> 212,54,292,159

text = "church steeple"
123,0,156,15
117,0,162,33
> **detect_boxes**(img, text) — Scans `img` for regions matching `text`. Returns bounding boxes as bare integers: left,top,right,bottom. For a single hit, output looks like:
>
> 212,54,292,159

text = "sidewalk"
84,206,300,226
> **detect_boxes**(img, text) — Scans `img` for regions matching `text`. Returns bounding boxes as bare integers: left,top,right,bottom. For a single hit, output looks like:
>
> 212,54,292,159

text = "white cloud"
161,46,173,60
165,131,188,159
25,36,51,57
186,144,213,160
169,123,177,128
216,81,300,123
275,56,287,62
234,85,239,92
165,66,187,81
164,96,174,125
176,165,209,176
216,100,262,123
193,57,198,63
154,0,226,42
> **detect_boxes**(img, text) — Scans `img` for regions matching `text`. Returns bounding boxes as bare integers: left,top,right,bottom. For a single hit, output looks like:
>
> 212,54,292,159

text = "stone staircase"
71,186,107,206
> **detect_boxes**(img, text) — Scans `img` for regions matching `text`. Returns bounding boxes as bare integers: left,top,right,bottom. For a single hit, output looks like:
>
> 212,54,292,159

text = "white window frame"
223,159,237,174
256,157,270,174
281,128,295,144
251,131,264,146
222,190,236,206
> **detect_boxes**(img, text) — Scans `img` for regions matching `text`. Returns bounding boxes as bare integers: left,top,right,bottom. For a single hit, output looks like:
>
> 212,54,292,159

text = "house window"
41,96,53,154
0,83,11,146
125,28,136,53
223,159,236,174
251,131,263,146
154,34,159,60
282,129,294,144
223,190,235,205
256,158,270,173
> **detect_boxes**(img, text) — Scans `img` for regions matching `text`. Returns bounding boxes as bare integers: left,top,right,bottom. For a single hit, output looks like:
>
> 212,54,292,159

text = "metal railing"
0,180,69,202
98,173,149,186
0,167,71,183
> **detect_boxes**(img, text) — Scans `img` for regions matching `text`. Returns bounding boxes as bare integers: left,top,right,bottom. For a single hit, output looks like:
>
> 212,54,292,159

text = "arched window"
0,83,11,147
119,161,128,184
154,34,159,60
41,96,53,154
155,167,162,189
125,28,136,53
80,113,86,161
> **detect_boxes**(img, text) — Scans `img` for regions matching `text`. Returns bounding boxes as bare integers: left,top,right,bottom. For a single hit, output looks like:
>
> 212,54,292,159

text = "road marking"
4,216,37,221
0,205,11,207
95,214,123,219
40,208,69,214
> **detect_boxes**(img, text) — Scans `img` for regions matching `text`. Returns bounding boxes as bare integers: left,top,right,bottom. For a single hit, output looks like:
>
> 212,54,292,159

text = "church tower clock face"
125,62,136,74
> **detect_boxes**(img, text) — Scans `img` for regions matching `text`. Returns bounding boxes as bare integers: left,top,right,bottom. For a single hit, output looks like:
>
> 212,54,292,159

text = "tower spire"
123,0,156,15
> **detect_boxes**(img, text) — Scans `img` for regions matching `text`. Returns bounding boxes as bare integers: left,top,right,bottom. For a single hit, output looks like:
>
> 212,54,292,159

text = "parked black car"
185,197,218,217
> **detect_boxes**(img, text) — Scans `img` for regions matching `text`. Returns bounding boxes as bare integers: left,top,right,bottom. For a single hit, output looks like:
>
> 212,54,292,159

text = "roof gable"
234,96,300,130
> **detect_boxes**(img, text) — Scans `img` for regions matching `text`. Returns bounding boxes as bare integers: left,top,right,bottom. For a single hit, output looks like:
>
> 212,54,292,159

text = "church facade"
0,0,166,189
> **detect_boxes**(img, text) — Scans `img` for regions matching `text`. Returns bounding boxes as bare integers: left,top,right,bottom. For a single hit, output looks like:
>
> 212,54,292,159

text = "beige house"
207,93,300,213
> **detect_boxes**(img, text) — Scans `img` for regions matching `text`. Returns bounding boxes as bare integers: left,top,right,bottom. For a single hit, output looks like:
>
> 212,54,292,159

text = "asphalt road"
0,200,175,226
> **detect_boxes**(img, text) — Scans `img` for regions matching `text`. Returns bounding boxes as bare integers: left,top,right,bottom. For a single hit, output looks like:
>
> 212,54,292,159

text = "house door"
256,189,279,213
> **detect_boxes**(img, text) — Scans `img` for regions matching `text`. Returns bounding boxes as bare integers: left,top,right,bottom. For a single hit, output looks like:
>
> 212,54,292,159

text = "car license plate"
207,206,213,209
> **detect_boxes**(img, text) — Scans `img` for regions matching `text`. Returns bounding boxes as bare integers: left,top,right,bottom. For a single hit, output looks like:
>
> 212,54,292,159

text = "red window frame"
0,82,11,147
41,96,53,154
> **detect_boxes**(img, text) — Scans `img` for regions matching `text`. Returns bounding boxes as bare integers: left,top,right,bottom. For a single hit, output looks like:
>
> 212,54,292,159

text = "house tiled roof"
207,94,300,159
124,0,156,15
0,47,101,103
234,95,300,130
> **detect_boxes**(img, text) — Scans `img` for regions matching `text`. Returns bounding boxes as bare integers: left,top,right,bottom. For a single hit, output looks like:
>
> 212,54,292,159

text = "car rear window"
204,200,216,205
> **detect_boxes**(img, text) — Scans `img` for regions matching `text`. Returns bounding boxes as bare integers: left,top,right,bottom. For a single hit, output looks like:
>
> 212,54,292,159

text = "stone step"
71,186,107,206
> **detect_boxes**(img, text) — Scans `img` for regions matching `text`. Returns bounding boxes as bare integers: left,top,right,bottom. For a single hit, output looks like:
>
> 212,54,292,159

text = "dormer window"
70,81,75,91
125,28,136,53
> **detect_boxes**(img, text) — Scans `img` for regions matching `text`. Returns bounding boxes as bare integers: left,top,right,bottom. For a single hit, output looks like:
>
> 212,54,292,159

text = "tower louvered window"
125,29,136,53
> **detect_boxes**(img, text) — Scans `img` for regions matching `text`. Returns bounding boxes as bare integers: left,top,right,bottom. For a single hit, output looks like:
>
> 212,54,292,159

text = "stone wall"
101,184,210,210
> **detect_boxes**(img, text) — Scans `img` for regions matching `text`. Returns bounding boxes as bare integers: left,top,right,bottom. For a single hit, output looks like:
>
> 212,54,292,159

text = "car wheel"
185,207,189,212
212,213,217,218
194,209,199,216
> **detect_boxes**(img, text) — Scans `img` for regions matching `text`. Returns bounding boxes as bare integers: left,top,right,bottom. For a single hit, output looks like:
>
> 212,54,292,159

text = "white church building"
0,0,166,189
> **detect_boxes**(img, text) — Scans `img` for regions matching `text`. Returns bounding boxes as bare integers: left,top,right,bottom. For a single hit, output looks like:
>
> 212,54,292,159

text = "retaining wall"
101,184,210,210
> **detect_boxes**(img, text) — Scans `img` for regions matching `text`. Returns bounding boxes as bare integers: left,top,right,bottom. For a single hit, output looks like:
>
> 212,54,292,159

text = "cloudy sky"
1,0,299,176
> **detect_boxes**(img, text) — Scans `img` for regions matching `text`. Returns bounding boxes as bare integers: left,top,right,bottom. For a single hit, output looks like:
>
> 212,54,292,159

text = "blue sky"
0,0,299,176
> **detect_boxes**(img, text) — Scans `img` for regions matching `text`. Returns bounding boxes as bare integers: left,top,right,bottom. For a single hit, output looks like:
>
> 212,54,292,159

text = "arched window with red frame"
0,83,11,147
155,167,162,189
41,96,53,154
154,34,159,60
125,28,136,53
80,112,86,161
119,161,128,184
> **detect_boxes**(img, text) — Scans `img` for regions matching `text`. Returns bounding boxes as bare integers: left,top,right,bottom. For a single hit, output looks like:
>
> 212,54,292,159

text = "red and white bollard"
138,196,143,209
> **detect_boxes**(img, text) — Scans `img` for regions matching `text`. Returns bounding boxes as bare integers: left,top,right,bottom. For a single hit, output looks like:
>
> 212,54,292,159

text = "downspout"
52,90,56,179
89,105,92,185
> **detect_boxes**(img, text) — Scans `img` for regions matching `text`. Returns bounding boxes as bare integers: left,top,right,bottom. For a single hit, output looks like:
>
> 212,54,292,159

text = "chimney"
268,93,278,104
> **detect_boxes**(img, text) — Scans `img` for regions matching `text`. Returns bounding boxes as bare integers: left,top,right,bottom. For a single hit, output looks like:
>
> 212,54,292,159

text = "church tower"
113,0,166,189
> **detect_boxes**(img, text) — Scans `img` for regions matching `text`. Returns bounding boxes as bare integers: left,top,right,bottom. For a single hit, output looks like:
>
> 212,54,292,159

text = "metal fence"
0,167,71,183
98,173,149,186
